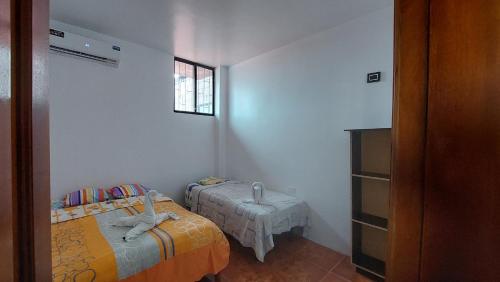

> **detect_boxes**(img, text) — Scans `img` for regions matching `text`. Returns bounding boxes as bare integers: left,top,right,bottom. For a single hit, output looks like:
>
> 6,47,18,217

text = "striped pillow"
63,186,110,207
108,184,149,199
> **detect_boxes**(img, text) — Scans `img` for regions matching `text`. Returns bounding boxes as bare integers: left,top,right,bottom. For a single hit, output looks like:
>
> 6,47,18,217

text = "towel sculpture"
252,182,266,204
242,182,276,209
113,190,179,241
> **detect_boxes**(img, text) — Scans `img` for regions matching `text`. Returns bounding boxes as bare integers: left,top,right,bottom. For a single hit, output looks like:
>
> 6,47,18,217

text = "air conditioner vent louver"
49,45,118,66
49,27,120,67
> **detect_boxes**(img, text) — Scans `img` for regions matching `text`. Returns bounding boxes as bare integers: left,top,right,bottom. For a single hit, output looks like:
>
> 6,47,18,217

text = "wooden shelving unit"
346,128,391,281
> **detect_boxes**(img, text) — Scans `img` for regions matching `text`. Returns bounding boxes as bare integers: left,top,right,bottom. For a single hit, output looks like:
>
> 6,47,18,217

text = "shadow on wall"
225,126,351,255
224,129,269,186
307,208,350,254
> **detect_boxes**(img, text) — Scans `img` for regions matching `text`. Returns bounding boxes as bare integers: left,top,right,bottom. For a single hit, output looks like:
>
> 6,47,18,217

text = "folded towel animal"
252,182,265,204
242,182,276,210
113,190,179,241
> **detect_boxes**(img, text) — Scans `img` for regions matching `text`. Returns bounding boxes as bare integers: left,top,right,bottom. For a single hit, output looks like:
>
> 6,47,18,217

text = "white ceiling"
50,0,392,66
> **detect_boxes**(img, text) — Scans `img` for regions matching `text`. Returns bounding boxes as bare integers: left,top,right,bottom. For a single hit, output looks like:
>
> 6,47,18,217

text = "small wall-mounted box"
367,72,381,83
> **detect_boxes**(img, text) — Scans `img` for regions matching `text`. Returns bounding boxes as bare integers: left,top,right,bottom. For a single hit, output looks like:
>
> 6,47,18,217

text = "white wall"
226,7,394,255
215,66,229,178
49,21,217,202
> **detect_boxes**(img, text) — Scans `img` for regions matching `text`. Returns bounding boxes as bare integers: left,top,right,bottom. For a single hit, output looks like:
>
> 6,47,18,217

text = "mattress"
51,198,229,282
186,181,309,262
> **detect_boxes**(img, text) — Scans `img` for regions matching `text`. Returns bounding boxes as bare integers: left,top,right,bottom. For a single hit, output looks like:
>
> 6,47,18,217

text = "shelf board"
345,128,391,132
356,267,385,282
352,171,390,181
352,212,388,231
352,252,386,278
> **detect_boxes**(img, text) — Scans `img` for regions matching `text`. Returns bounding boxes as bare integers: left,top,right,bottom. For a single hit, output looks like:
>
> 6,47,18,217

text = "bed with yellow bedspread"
51,198,229,282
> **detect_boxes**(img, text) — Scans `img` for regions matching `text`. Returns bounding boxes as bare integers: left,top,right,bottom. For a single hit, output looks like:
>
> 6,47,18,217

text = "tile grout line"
319,256,349,282
319,271,350,282
224,237,356,282
331,257,355,282
335,273,351,282
329,256,347,273
332,257,351,282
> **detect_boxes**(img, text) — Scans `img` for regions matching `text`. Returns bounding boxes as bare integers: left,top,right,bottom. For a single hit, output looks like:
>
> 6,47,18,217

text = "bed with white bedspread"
185,181,309,262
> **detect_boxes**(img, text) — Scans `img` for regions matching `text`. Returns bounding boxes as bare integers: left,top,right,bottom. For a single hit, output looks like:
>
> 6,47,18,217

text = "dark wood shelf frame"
352,223,387,279
352,251,386,278
349,128,391,280
352,212,388,230
352,171,390,181
345,128,391,132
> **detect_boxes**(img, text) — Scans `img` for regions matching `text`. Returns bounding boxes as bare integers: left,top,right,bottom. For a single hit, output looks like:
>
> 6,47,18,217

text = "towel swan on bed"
242,182,277,209
113,190,177,242
252,182,265,204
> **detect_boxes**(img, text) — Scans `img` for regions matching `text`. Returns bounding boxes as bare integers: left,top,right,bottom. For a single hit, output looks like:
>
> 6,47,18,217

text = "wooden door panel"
422,0,500,280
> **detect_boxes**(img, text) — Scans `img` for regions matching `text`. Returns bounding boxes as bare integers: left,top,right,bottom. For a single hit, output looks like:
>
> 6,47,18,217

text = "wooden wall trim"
31,0,51,279
388,0,429,281
0,0,14,280
12,0,51,280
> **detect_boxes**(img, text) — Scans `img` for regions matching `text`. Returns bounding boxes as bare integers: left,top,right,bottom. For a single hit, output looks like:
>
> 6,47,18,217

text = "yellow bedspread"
51,200,229,282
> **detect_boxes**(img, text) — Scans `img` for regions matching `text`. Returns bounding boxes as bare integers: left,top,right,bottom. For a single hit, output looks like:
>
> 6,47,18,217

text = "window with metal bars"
174,57,215,116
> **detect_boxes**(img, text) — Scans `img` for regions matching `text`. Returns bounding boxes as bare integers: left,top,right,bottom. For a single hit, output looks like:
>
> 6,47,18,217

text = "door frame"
388,0,429,281
1,0,51,280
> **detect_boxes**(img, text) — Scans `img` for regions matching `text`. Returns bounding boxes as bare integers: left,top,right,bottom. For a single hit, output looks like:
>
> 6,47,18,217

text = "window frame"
174,57,216,116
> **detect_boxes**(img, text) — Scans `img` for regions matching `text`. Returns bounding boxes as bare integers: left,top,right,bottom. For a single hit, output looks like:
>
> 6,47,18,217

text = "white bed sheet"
186,181,309,262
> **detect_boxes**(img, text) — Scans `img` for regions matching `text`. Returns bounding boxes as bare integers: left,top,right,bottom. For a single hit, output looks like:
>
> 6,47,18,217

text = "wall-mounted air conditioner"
49,28,121,67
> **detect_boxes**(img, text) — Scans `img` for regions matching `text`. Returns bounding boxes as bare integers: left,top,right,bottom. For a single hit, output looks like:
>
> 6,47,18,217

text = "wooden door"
0,0,51,280
421,0,500,280
390,0,500,280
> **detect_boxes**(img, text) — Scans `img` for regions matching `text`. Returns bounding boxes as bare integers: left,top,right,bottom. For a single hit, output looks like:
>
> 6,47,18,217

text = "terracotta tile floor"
216,234,373,282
